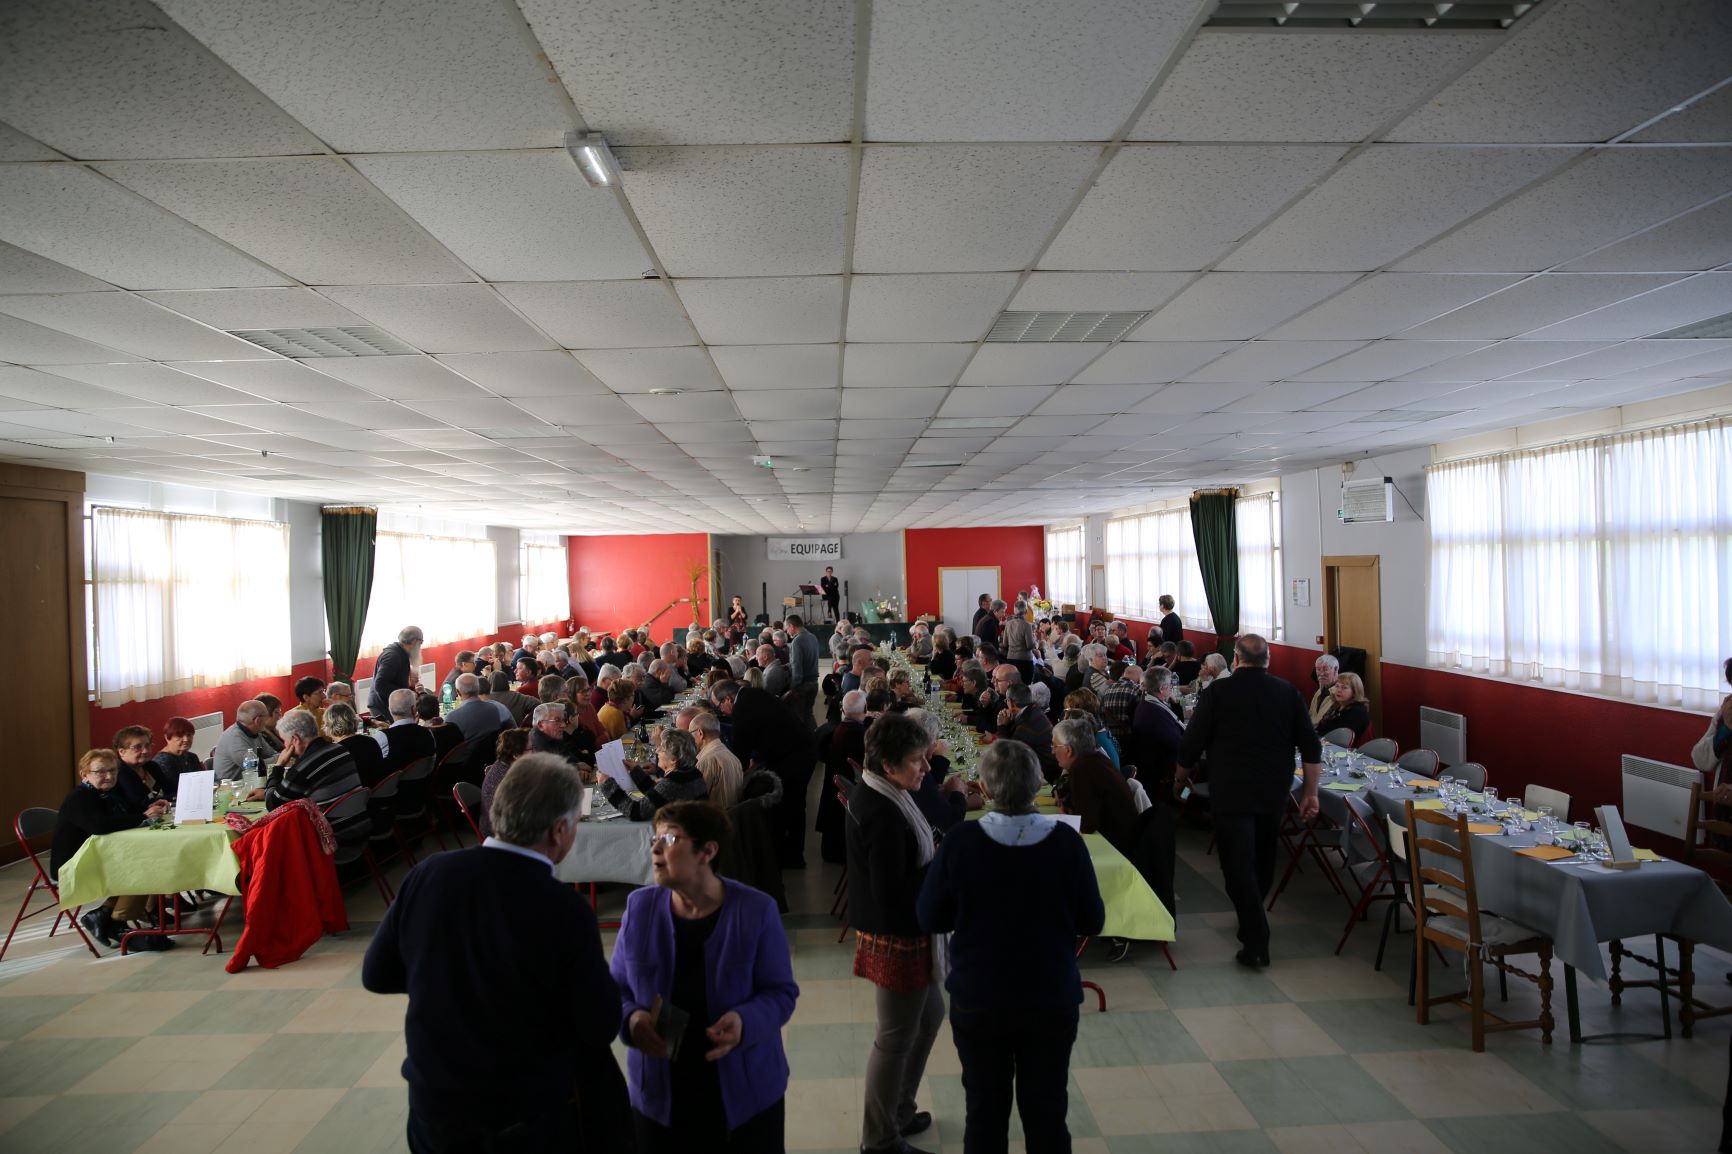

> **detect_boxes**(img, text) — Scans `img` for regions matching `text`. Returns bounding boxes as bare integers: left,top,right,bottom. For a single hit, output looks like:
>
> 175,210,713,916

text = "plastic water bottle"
442,681,455,707
241,750,260,796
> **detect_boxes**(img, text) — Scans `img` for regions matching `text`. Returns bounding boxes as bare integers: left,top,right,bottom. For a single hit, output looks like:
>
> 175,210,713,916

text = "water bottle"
242,750,259,796
442,681,455,707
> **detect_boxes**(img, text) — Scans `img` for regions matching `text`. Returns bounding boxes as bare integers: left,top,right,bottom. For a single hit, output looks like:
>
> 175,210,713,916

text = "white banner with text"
766,537,843,561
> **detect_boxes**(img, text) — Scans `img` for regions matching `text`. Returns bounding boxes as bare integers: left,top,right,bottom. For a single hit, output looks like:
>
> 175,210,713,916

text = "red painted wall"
568,533,710,636
903,527,1045,620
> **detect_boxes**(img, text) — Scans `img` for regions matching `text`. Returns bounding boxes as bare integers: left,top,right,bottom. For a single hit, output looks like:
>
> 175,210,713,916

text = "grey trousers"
863,981,945,1150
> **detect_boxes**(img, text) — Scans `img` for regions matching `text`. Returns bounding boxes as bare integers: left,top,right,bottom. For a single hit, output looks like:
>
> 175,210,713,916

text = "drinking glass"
1571,820,1591,850
1483,786,1498,806
1535,805,1554,833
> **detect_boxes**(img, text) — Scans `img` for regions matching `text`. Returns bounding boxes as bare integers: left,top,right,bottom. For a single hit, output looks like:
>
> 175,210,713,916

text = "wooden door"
1323,555,1383,737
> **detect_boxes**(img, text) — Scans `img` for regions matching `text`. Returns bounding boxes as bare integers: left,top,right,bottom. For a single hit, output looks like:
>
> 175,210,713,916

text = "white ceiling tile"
1397,148,1732,273
1631,82,1732,144
842,344,973,389
1132,382,1262,411
113,407,269,436
1223,147,1575,272
0,312,138,364
0,365,130,408
1133,30,1487,143
522,0,852,145
1289,340,1492,383
1073,341,1236,384
1267,274,1525,340
1389,0,1732,144
1397,341,1617,382
733,389,840,420
2,407,149,437
0,123,58,162
42,362,253,406
625,393,740,423
0,241,114,295
0,0,323,159
166,360,374,403
854,146,1100,273
1008,273,1193,313
0,293,265,360
139,288,369,331
400,397,538,427
184,403,352,433
1031,384,1164,415
846,275,1017,342
435,352,608,398
100,158,469,286
1519,273,1732,340
1560,195,1732,273
954,344,1107,387
746,420,837,441
575,347,726,393
1220,382,1370,412
311,356,490,400
353,152,652,281
1401,275,1685,339
512,394,643,425
1498,339,1732,382
839,389,942,419
867,0,1199,141
937,386,1056,418
1580,343,1732,384
675,277,842,345
618,147,849,277
1133,273,1360,341
1191,337,1364,381
1042,145,1346,271
318,285,555,353
160,0,572,152
709,345,839,391
494,282,695,349
840,420,926,440
0,164,289,290
660,419,754,443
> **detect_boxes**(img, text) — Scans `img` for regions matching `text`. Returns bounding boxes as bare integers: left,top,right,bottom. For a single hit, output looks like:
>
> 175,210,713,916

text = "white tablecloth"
553,818,653,886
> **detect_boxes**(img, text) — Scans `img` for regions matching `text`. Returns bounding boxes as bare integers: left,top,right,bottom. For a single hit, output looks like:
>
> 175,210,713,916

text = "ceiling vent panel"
986,311,1151,343
1206,1,1539,29
1652,311,1732,340
226,327,420,358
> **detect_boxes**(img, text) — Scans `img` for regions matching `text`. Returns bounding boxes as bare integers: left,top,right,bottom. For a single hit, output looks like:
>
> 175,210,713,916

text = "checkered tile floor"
1,800,1726,1154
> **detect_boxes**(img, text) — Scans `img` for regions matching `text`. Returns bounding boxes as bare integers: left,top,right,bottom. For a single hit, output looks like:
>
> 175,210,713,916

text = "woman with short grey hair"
600,725,708,821
917,739,1105,1151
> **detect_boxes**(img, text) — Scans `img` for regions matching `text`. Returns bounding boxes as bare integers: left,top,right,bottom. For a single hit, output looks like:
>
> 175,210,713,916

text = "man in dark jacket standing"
368,625,423,718
1176,634,1321,969
363,755,627,1152
715,679,817,868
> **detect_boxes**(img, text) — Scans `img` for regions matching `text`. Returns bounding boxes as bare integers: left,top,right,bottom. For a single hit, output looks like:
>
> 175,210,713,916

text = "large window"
520,534,570,627
1044,525,1084,607
90,507,291,707
1427,417,1732,710
1237,490,1283,640
360,531,498,654
1104,508,1213,629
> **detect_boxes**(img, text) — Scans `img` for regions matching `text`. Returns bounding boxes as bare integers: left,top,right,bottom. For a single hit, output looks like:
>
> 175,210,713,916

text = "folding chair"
833,774,854,943
1321,727,1356,747
1335,797,1403,960
1406,800,1554,1051
1451,762,1489,791
1268,790,1350,910
1359,737,1400,763
453,782,484,842
1,809,102,961
393,756,444,864
1396,749,1441,780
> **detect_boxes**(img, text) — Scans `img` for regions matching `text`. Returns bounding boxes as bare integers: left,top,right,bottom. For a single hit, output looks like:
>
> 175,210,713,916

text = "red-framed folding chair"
452,782,484,842
2,808,102,961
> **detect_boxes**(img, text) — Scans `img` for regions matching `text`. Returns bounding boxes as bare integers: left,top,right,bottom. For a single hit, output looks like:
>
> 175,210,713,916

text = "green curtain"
322,506,377,681
1189,491,1240,658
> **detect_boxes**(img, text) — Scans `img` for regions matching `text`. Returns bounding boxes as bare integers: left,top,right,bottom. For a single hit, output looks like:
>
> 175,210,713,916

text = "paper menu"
174,769,214,825
1594,805,1636,862
594,740,638,792
1053,814,1082,831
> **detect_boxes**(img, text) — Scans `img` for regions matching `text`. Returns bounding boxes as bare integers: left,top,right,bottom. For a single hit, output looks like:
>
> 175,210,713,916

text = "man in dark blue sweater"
363,754,627,1152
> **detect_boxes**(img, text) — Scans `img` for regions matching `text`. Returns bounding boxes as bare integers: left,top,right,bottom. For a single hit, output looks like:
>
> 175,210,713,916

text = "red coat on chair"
225,802,348,973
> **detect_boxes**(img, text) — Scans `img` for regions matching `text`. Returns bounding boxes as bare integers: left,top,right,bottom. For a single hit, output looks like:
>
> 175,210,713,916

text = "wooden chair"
1405,800,1554,1051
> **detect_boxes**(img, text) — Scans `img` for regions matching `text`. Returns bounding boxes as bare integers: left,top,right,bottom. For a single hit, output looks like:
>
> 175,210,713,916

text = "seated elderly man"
839,647,875,695
529,702,595,768
442,651,478,696
375,688,437,774
265,709,365,844
1098,661,1143,743
1053,718,1138,858
996,683,1059,783
757,644,790,698
473,677,516,730
511,632,538,666
325,681,359,720
656,642,689,692
1197,652,1232,690
1307,653,1340,726
444,673,502,742
213,699,277,781
638,660,678,713
687,710,744,808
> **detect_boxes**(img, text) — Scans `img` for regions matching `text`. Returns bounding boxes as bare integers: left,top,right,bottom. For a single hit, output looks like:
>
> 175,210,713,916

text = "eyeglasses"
123,743,152,752
647,832,691,849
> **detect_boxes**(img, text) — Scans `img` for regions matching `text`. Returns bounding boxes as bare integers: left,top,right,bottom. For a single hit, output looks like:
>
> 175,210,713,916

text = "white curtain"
520,538,570,627
1104,509,1213,630
1044,526,1084,606
1428,418,1732,710
1237,491,1281,639
360,531,498,654
91,507,291,707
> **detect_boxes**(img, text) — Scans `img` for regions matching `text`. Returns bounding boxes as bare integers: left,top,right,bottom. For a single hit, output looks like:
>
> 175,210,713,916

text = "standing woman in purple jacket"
612,800,800,1152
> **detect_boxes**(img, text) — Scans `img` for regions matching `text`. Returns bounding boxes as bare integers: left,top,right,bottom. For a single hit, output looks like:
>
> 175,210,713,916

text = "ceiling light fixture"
647,388,683,396
564,130,618,188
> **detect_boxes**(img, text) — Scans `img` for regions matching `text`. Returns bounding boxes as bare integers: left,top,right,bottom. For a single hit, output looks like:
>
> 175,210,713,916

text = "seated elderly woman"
602,727,710,821
326,701,387,787
1196,652,1231,690
479,727,531,838
113,725,172,811
1061,690,1121,770
254,693,287,752
917,739,1104,1152
612,800,798,1150
599,678,636,742
1314,671,1372,743
153,716,203,794
52,749,171,950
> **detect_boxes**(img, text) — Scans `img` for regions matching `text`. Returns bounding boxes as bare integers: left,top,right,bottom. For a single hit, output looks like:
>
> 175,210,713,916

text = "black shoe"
126,933,175,952
78,908,118,949
1106,938,1131,963
1235,948,1269,969
900,1111,932,1137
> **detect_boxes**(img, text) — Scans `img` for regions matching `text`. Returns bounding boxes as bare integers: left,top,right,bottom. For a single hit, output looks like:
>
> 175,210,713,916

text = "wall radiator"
188,710,224,761
1418,706,1467,766
1620,754,1700,838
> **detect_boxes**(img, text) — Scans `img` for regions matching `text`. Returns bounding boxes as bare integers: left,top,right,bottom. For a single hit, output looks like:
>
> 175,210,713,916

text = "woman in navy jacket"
612,800,799,1151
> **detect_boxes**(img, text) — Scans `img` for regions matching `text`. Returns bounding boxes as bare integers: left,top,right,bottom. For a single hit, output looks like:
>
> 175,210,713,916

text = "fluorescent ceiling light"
564,130,618,188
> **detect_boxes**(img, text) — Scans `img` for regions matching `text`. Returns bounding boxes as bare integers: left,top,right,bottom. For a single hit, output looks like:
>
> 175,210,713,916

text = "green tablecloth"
57,805,265,910
963,807,1175,942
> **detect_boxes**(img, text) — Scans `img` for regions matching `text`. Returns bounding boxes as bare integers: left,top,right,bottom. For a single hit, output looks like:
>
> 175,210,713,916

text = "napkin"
1411,799,1446,811
1322,782,1365,792
1516,845,1575,861
1634,848,1662,862
1466,822,1503,835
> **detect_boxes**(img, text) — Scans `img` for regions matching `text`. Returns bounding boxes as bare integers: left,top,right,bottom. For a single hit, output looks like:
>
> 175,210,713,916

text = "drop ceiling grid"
3,2,1732,526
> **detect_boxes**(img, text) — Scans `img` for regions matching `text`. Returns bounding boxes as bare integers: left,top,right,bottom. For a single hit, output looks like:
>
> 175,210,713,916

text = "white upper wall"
714,533,905,622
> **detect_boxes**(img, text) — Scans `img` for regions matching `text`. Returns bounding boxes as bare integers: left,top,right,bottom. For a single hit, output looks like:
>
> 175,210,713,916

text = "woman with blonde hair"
1314,671,1372,743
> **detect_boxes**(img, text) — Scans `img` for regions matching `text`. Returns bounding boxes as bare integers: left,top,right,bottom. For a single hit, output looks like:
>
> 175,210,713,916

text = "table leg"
1565,965,1581,1043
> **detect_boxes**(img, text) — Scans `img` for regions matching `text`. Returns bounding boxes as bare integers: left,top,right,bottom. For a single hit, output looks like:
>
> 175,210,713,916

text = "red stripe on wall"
903,526,1045,620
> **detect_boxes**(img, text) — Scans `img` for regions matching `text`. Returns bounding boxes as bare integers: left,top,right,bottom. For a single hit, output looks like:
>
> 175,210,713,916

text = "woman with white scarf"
846,711,944,1153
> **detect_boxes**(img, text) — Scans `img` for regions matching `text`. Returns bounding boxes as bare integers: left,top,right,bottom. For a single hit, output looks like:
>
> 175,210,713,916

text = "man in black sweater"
368,625,423,718
714,679,817,868
1176,634,1321,969
363,754,627,1152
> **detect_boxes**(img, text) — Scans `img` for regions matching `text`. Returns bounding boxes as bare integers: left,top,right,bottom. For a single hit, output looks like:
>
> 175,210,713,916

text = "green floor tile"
0,1089,197,1154
106,956,240,993
1102,1009,1211,1064
782,1022,874,1078
1108,1129,1280,1154
154,988,321,1035
291,1087,407,1154
1301,997,1449,1053
1146,967,1289,1009
1484,1036,1718,1111
1427,1111,1623,1154
1217,1055,1410,1127
0,1037,126,1095
0,995,84,1040
214,1032,398,1090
